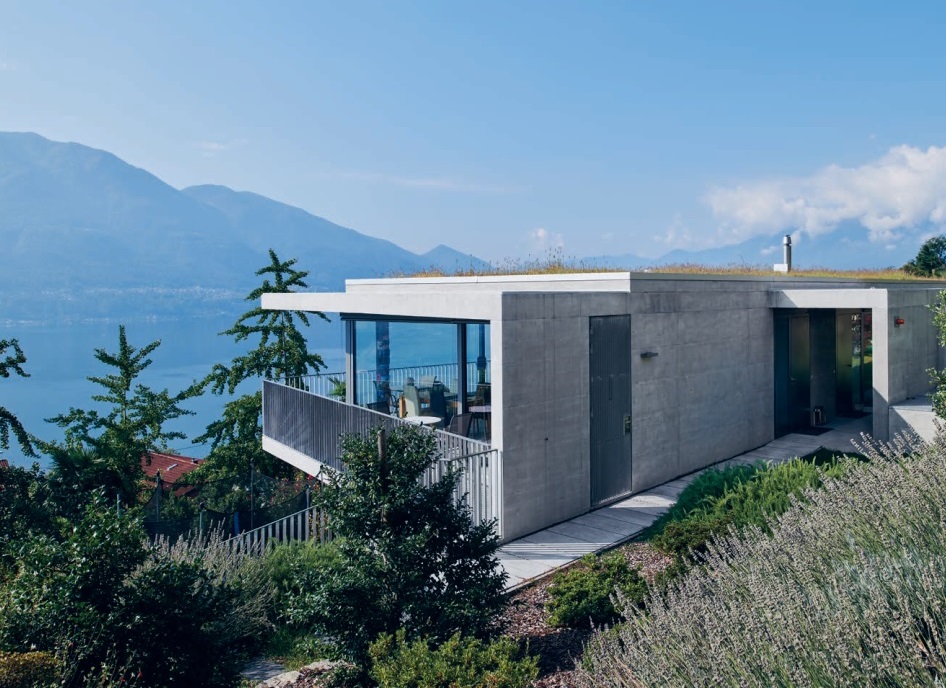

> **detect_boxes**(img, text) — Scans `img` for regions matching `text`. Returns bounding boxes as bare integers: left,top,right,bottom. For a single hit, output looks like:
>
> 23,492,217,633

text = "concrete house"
260,272,944,542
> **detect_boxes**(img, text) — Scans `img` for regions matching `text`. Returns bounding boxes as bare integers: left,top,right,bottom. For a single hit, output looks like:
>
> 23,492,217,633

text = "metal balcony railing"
262,380,502,537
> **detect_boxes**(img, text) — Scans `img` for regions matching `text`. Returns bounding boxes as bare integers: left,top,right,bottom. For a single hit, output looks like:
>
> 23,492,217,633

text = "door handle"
624,415,632,435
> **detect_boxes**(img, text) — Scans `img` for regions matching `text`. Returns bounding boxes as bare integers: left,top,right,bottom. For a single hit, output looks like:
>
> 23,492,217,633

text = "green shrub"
705,456,853,532
0,504,268,687
110,556,247,687
368,630,538,688
262,539,342,622
651,513,732,560
0,651,58,688
265,627,341,670
546,552,648,628
291,427,507,664
0,463,58,562
642,464,759,540
652,456,857,564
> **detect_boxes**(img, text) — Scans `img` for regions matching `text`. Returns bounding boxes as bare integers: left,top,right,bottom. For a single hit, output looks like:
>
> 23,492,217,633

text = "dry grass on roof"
400,252,940,282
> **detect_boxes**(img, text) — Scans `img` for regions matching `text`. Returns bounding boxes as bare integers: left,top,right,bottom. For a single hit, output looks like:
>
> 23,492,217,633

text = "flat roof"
262,272,945,318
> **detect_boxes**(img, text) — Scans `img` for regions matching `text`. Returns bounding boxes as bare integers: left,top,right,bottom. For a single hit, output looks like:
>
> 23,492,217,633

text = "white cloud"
0,60,15,71
660,213,698,247
196,140,231,157
530,226,564,250
706,144,946,244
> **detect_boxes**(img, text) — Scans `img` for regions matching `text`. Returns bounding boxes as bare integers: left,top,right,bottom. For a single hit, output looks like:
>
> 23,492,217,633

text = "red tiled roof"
141,451,203,485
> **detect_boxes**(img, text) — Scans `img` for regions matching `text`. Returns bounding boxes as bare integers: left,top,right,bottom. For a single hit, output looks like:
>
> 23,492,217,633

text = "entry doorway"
775,308,872,438
589,315,633,506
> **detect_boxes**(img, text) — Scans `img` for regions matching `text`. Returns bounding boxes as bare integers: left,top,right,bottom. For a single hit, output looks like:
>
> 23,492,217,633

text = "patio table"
402,415,441,427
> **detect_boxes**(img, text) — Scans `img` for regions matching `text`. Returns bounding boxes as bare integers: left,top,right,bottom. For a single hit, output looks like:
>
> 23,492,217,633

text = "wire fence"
141,468,321,542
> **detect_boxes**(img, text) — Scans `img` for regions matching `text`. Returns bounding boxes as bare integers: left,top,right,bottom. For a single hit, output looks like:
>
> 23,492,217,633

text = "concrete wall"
627,282,774,490
889,397,938,443
497,282,777,541
885,289,941,401
498,292,611,540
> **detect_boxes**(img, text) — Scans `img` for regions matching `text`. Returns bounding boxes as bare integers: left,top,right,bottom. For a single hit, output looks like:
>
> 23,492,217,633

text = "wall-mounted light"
895,317,906,327
640,351,659,359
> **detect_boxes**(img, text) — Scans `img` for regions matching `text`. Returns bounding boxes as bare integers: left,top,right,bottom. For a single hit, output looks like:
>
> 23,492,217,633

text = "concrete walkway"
498,415,872,589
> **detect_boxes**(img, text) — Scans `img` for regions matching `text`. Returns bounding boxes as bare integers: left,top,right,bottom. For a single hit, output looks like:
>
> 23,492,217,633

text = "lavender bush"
582,431,946,687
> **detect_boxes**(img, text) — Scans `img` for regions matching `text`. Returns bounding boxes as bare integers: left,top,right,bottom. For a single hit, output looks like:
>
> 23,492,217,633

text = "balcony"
261,376,502,537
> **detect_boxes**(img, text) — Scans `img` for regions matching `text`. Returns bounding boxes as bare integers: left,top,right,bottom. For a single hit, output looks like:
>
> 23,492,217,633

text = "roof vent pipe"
774,234,792,273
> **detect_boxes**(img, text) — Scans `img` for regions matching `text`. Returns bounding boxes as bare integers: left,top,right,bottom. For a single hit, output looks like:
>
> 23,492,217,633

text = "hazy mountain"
656,224,918,270
417,244,492,273
0,131,930,324
0,132,489,322
589,224,922,272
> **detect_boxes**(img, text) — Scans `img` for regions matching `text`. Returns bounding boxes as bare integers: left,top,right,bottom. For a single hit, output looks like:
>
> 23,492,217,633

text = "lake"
1,315,346,468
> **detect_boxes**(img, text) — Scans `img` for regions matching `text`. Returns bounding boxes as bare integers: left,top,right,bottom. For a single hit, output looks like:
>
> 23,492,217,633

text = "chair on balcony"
428,382,449,427
469,383,491,440
446,413,473,438
372,381,396,414
401,383,421,418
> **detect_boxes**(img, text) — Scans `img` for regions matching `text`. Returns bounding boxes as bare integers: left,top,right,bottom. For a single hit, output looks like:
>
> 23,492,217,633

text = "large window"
348,319,491,440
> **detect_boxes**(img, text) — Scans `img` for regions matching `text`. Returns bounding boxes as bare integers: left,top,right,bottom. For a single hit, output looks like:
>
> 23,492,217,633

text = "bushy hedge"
369,630,538,688
546,552,648,628
642,463,760,539
651,455,857,565
0,503,270,687
262,538,343,623
581,436,946,686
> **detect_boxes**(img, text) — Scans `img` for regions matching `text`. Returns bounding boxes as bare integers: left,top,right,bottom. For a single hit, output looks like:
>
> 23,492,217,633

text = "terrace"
261,317,504,536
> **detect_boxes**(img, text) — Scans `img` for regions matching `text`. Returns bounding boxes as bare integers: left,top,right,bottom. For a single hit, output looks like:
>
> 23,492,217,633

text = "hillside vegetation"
580,434,946,687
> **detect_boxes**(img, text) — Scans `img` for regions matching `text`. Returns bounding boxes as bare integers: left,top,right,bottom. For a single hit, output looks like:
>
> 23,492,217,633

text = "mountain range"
590,222,921,273
0,132,486,322
0,132,927,323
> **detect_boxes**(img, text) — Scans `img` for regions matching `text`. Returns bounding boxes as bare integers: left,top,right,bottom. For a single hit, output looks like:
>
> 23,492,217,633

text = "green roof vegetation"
403,258,942,281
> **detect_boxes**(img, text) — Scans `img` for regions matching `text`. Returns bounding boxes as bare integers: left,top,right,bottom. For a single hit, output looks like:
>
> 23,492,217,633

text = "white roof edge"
345,272,633,287
773,288,889,308
262,290,503,320
346,271,946,287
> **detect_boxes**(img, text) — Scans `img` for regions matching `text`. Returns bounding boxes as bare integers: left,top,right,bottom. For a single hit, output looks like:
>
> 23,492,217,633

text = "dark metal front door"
589,315,633,506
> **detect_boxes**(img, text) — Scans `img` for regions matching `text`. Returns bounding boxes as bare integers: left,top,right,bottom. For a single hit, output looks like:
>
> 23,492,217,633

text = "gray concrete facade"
262,272,946,542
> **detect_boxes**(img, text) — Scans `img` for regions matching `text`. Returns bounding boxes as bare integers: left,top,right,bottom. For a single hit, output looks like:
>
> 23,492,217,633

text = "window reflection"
349,320,491,441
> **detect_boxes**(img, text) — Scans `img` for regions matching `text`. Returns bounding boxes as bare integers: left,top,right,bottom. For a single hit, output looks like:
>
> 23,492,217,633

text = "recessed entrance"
774,308,873,437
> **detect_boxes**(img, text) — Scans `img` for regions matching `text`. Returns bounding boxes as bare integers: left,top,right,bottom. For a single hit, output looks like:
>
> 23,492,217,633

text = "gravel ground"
503,542,674,687
261,541,673,688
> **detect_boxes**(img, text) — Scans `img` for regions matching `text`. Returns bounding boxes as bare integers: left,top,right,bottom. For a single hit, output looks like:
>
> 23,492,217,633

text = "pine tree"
289,426,507,663
0,339,35,457
40,325,201,503
197,249,327,478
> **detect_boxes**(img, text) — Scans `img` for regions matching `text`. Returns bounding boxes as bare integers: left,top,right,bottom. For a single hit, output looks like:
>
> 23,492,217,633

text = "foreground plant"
369,630,538,688
581,434,946,687
285,426,507,664
546,552,647,628
0,504,268,687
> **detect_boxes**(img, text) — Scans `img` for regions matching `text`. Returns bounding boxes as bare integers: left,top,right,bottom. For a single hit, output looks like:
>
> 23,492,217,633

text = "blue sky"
2,1,946,260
